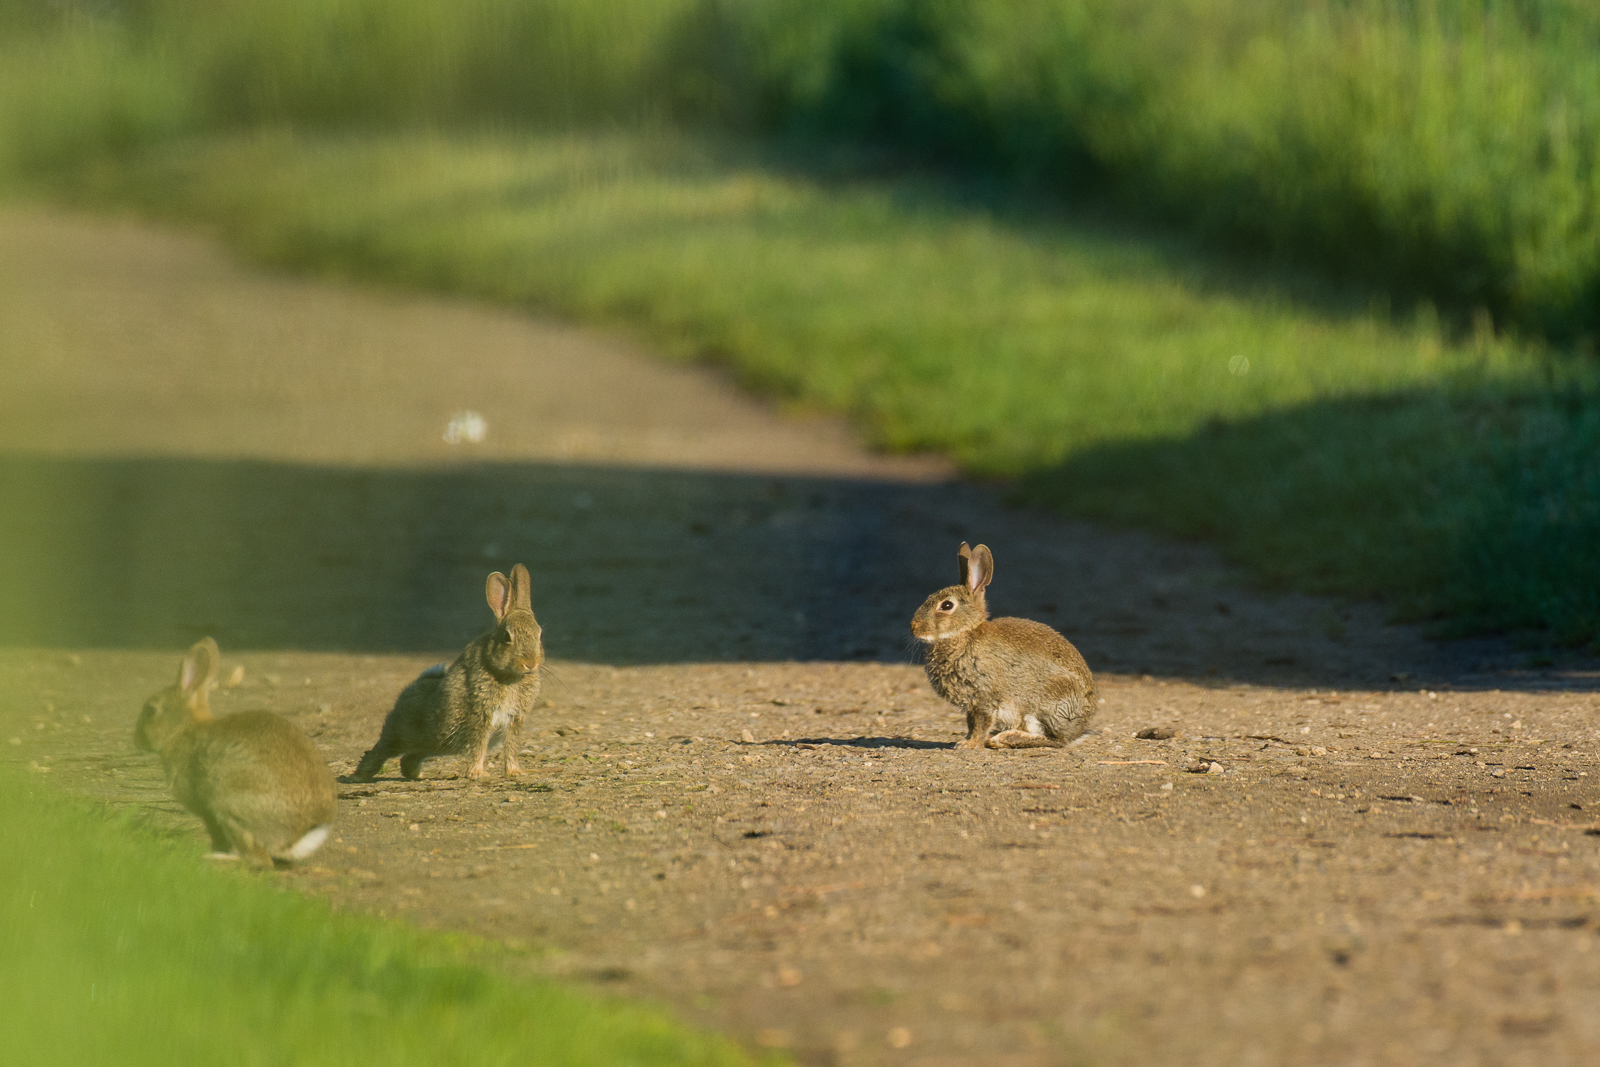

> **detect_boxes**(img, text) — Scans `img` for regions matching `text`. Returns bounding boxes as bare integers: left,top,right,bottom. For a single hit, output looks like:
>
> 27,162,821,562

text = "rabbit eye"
939,599,955,611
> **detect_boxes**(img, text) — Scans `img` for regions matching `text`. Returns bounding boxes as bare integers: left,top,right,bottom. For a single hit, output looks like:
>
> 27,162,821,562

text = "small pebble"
1136,727,1176,740
1206,761,1225,775
741,728,757,744
1491,768,1506,778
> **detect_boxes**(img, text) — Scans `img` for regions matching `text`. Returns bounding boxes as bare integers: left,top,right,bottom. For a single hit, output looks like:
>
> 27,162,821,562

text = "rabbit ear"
958,542,974,587
178,637,220,694
509,563,532,611
485,571,511,621
967,544,994,591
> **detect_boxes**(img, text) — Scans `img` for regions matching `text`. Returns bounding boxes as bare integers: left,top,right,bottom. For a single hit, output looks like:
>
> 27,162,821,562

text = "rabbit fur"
353,564,543,781
912,542,1095,750
134,637,337,867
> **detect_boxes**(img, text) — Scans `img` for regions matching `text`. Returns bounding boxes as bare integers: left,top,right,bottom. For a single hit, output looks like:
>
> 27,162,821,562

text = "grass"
59,130,1600,646
0,765,766,1067
734,0,1600,339
5,0,1600,338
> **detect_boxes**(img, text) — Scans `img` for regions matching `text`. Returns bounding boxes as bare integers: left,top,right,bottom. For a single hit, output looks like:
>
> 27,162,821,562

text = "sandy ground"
4,206,1600,1066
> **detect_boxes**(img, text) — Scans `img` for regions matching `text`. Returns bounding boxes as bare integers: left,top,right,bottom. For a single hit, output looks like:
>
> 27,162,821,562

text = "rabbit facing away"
912,542,1095,750
353,564,543,782
134,638,337,867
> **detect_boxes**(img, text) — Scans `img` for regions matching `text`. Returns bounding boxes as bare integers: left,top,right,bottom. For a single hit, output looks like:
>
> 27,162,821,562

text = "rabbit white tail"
282,825,331,861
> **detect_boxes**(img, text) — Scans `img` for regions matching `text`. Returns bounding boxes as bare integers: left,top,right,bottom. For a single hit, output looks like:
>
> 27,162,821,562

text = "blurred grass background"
0,768,766,1066
2,0,1597,645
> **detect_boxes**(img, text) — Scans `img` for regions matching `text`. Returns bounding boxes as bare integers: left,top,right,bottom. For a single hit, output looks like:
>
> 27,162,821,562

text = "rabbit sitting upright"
353,564,543,781
912,542,1095,750
135,638,337,867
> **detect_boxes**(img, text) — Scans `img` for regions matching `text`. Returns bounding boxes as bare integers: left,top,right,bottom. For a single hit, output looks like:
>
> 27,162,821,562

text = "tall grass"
0,767,763,1067
716,0,1600,339
5,0,1600,338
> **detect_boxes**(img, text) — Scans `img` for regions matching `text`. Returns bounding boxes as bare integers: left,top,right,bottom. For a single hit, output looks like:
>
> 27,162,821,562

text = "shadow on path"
3,450,1575,690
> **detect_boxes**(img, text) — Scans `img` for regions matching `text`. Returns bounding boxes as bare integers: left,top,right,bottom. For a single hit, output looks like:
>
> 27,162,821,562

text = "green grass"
730,0,1600,339
5,0,1600,337
0,767,766,1067
61,131,1600,646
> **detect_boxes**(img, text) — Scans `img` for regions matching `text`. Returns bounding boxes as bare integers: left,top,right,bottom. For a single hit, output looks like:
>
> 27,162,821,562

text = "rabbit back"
968,617,1095,740
168,711,337,863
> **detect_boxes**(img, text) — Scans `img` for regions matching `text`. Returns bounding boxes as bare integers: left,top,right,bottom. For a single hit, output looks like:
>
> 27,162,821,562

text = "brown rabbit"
134,638,337,867
352,564,543,781
912,542,1095,749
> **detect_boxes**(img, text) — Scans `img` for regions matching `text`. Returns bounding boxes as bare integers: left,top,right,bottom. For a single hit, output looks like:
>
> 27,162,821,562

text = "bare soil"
5,207,1600,1066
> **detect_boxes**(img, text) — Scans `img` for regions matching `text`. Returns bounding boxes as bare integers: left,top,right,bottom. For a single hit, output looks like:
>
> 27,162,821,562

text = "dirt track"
5,207,1600,1066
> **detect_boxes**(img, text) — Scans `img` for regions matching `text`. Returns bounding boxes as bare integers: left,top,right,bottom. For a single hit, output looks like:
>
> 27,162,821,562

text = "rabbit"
352,564,543,782
134,637,337,867
911,542,1096,750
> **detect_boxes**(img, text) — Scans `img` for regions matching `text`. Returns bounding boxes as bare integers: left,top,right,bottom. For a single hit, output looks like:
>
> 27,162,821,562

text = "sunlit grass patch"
0,768,766,1067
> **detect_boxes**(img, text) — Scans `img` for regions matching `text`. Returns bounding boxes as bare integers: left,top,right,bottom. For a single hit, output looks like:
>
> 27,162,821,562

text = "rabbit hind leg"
213,815,273,868
352,741,398,782
199,811,233,853
988,713,1065,749
399,752,428,779
987,730,1065,748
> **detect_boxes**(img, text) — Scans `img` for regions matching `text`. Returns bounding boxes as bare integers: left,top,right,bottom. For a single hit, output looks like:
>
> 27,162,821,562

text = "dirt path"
5,206,1600,1066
